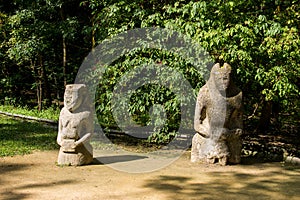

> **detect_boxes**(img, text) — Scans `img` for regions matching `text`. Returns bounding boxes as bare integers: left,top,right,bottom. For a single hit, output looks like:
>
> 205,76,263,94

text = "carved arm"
74,132,92,147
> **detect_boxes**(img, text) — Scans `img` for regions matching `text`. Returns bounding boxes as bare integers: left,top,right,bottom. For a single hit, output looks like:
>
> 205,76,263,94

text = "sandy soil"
0,150,299,200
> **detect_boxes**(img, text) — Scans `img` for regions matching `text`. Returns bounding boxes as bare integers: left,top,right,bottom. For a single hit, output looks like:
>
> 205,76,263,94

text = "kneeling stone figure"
191,63,243,165
57,84,93,166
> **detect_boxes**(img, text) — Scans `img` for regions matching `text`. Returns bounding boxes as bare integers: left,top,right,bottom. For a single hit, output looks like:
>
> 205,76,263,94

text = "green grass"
0,105,60,121
0,115,59,157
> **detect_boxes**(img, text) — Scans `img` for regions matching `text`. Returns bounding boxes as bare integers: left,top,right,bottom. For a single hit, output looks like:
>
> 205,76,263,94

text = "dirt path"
0,150,299,200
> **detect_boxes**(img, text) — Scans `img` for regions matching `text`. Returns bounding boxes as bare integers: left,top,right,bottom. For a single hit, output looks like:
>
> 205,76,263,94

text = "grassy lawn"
0,115,58,157
0,105,60,121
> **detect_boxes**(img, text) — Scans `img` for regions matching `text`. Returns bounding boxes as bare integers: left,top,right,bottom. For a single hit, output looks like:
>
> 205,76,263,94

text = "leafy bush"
94,47,207,144
85,0,299,143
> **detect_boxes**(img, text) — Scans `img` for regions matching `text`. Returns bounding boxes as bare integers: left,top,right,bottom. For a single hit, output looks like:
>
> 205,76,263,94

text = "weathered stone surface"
191,63,243,165
57,84,93,166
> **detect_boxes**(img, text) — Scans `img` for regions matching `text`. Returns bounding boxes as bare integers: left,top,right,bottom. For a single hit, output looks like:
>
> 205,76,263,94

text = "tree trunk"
257,100,272,132
62,36,67,87
91,15,96,49
36,67,42,112
40,56,52,107
257,100,281,132
60,7,67,87
31,60,42,111
38,79,42,111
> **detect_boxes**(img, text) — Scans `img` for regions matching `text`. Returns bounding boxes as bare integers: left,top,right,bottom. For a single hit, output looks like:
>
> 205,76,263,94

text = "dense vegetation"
1,0,299,144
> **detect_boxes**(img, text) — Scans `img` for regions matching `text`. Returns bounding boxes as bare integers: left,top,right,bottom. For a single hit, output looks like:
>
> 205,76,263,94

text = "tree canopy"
1,0,299,142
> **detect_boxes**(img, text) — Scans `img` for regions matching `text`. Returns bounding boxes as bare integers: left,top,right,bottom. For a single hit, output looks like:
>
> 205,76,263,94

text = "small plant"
148,130,177,145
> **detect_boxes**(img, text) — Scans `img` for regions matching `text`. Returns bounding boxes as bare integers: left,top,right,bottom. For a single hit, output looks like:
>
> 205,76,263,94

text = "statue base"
191,133,242,165
57,144,93,166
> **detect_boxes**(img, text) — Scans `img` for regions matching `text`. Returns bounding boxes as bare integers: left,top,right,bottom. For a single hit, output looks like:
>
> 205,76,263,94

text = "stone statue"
191,63,243,165
57,84,94,166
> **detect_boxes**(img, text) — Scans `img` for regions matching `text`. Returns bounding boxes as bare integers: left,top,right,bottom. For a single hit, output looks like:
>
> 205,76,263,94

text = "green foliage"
156,0,299,106
0,105,60,121
90,0,299,141
1,0,89,107
0,0,299,144
0,115,58,157
95,47,204,143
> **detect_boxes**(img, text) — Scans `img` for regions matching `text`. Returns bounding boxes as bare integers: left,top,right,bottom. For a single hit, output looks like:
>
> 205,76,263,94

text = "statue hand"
71,142,77,149
73,132,92,147
61,139,77,152
194,124,201,134
195,123,210,138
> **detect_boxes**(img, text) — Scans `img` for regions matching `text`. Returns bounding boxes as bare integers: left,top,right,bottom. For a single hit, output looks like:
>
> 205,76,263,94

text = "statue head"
64,84,88,112
211,63,232,94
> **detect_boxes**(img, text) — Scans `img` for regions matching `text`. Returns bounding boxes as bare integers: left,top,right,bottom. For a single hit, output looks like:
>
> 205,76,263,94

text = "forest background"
0,0,299,146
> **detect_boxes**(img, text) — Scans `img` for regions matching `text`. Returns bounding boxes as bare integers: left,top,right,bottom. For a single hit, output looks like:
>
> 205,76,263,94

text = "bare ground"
0,150,299,200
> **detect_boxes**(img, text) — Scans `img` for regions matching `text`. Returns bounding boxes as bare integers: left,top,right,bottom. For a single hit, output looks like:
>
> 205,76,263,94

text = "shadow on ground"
93,155,148,165
143,164,300,200
0,162,76,200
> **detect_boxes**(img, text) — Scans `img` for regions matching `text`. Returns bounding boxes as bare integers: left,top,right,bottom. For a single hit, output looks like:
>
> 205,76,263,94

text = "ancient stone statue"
191,63,243,165
57,84,94,166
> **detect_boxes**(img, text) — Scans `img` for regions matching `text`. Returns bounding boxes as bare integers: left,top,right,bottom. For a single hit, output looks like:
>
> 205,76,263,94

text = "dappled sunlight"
143,163,300,200
0,151,299,199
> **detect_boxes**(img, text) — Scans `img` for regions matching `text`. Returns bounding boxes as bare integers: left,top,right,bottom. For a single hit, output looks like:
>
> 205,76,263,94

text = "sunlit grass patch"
0,105,60,121
0,115,59,157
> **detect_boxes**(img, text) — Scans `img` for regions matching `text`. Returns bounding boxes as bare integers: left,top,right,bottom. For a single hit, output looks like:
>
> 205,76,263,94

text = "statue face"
64,86,83,112
211,63,232,93
214,71,231,92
